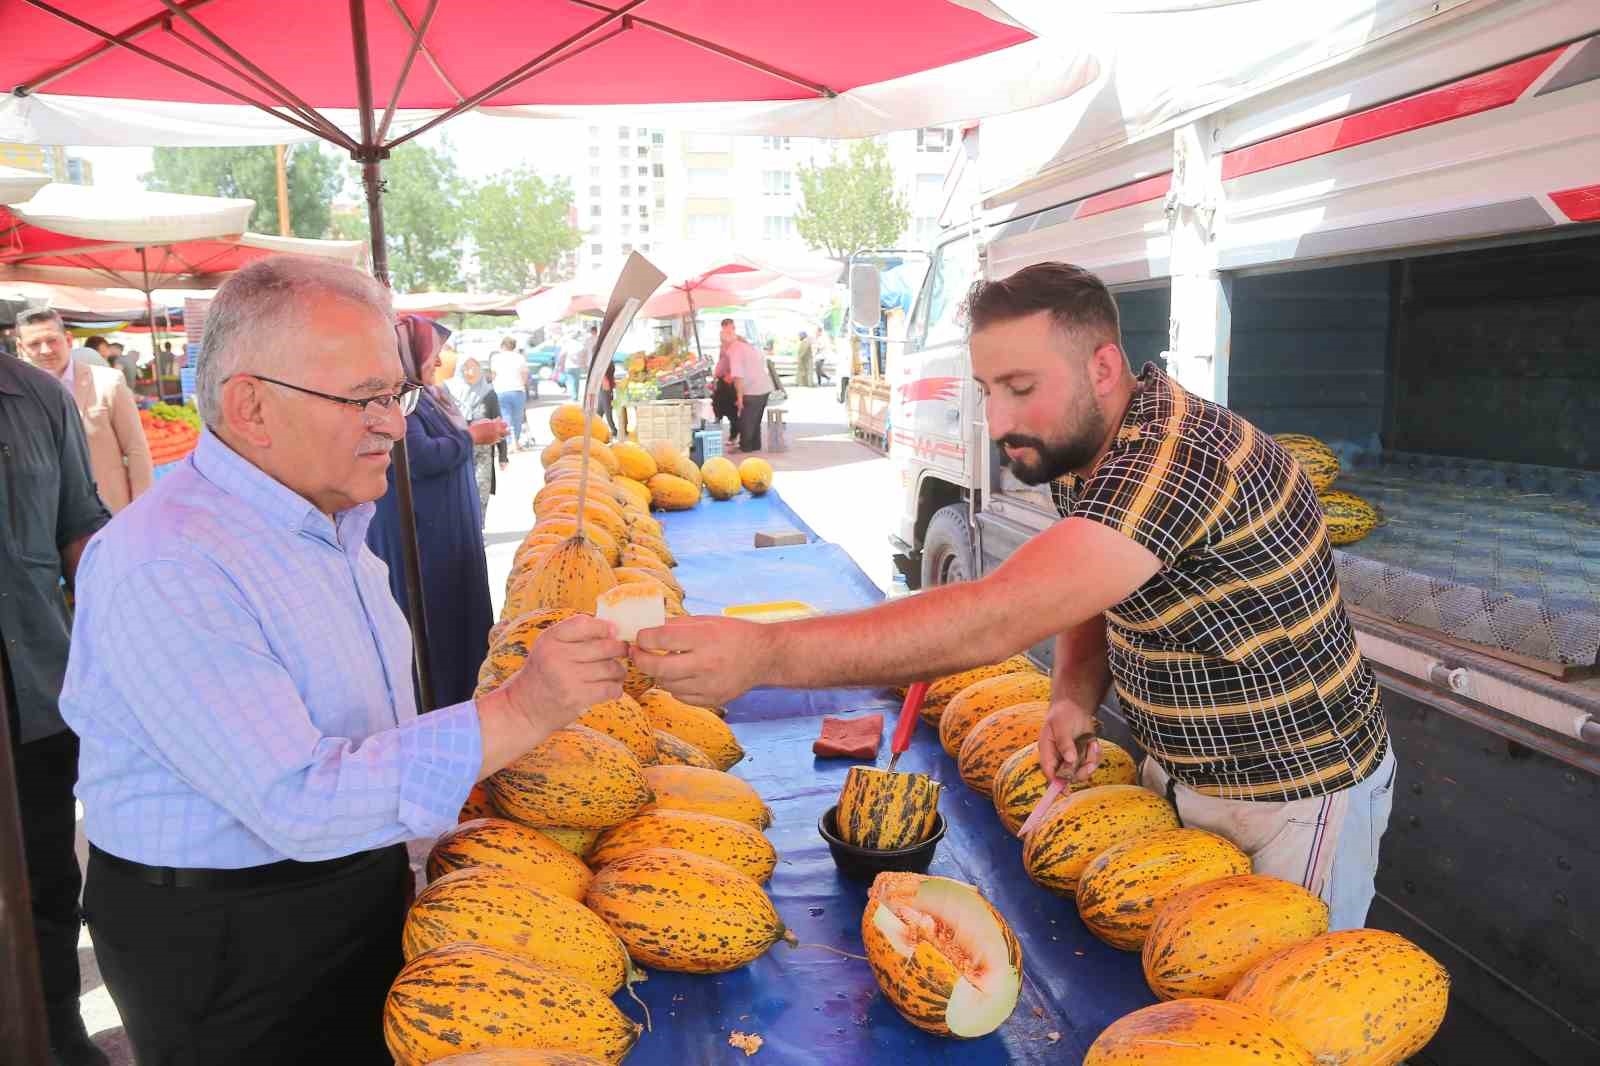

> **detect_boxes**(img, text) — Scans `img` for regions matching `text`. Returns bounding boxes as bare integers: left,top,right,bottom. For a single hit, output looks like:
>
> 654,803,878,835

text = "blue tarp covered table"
622,488,1155,1064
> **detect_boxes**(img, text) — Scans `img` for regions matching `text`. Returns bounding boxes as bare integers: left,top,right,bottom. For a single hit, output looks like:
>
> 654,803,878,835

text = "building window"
636,145,649,158
761,135,791,150
687,167,731,194
641,243,651,252
620,204,631,216
686,132,732,153
636,127,648,138
588,145,600,158
622,243,634,254
618,145,630,159
590,204,602,217
618,125,630,138
619,185,630,198
656,197,666,210
917,127,954,152
620,223,631,236
651,163,665,178
637,165,649,176
762,215,795,240
619,165,630,178
651,131,664,145
589,184,601,197
687,213,732,239
640,223,650,235
590,243,603,255
589,165,601,178
637,185,648,197
762,170,791,196
915,216,939,246
916,173,944,200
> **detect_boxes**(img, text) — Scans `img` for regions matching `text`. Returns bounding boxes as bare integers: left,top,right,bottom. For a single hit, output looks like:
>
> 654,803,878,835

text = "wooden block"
754,529,806,547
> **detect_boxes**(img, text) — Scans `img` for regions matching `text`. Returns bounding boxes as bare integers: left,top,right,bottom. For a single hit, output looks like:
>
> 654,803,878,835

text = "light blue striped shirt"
61,430,483,868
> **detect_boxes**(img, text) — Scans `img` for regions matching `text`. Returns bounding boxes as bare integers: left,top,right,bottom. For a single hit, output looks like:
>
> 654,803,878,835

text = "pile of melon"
1273,432,1380,546
902,655,1449,1063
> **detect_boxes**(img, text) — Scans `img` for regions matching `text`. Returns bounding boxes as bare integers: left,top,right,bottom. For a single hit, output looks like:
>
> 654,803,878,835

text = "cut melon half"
863,872,1023,1038
595,583,666,643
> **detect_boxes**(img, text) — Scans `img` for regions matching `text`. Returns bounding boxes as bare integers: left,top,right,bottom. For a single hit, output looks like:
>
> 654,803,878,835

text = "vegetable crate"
632,400,694,452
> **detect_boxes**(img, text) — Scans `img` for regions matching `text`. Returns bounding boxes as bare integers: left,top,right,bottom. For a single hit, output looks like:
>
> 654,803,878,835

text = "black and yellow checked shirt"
1058,365,1388,801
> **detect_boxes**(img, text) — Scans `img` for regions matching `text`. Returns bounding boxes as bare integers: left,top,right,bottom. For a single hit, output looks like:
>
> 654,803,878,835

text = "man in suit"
18,309,153,513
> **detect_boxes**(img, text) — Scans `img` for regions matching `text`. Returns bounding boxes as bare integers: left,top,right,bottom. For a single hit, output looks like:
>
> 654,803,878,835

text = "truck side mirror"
850,264,882,330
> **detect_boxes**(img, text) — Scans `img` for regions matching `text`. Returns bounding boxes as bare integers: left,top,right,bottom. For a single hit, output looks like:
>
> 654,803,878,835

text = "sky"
74,112,586,196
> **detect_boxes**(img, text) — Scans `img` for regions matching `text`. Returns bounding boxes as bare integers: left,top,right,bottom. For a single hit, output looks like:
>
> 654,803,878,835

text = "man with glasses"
58,256,627,1063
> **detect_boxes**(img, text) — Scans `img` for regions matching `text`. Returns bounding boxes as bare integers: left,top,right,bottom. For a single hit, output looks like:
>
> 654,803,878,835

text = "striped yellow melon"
956,701,1049,797
512,536,618,614
939,672,1053,756
540,438,565,467
1228,929,1449,1066
1319,490,1379,546
1076,829,1252,951
430,1051,610,1066
647,472,700,511
487,726,652,830
1143,874,1330,1001
1274,433,1340,493
429,1051,610,1066
738,456,773,495
992,739,1138,835
618,549,681,591
612,567,683,609
537,827,600,859
1084,998,1315,1066
613,475,654,514
536,493,628,534
610,441,658,481
835,765,941,850
590,808,777,883
1021,785,1179,899
916,655,1040,725
533,479,622,514
401,867,631,995
560,434,621,474
628,529,677,567
384,945,639,1066
545,454,613,481
861,872,1023,1038
550,402,610,443
586,847,793,973
639,764,771,828
425,818,593,900
575,694,657,766
647,442,701,487
701,456,741,500
478,608,576,688
530,520,621,566
459,782,498,822
625,512,663,541
636,688,743,769
652,730,716,769
622,657,657,701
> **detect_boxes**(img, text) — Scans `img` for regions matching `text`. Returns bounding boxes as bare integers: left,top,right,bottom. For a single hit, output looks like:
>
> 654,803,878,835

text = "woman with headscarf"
367,315,508,707
448,356,510,528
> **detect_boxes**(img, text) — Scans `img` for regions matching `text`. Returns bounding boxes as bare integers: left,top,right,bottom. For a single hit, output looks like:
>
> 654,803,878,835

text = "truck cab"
860,4,1600,1061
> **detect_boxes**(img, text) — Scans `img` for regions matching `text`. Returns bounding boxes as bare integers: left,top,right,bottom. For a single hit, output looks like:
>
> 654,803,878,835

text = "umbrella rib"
14,0,220,94
565,1,836,98
384,0,649,151
383,0,464,103
154,0,357,150
19,1,337,145
376,0,448,136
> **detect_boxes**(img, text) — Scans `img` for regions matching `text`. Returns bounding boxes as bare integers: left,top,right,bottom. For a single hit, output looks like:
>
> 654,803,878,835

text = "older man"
17,309,153,513
719,319,770,452
60,257,626,1063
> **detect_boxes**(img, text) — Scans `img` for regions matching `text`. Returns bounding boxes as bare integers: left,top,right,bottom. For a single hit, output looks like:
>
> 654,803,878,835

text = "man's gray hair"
196,256,391,429
17,307,67,334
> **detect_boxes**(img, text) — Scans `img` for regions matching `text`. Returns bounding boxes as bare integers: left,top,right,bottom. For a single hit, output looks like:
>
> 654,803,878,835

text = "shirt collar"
191,429,373,549
57,356,75,386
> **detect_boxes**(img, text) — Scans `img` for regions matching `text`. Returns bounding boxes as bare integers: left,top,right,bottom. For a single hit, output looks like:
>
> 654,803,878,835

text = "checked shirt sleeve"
1071,437,1237,567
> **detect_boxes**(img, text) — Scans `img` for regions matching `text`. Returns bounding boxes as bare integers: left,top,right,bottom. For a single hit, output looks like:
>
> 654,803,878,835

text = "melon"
536,497,629,543
540,438,565,467
1273,433,1340,493
560,434,621,474
1021,785,1179,899
613,475,654,513
610,440,657,481
647,442,702,487
1143,874,1330,1001
513,535,618,614
955,701,1049,797
430,1052,610,1066
652,730,716,769
992,739,1138,835
574,694,657,766
459,782,498,822
627,528,677,567
861,872,1023,1038
611,567,683,609
639,764,771,828
1084,998,1315,1066
1228,929,1450,1066
738,456,773,495
1076,828,1252,950
939,672,1052,756
537,827,600,859
594,583,665,643
915,655,1040,726
487,726,652,830
636,688,743,770
1319,490,1379,546
425,818,593,899
647,472,700,510
702,456,742,500
589,808,777,883
551,403,609,443
530,520,620,566
835,765,941,850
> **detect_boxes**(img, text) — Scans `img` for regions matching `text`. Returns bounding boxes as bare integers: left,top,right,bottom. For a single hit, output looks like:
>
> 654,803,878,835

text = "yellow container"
722,601,819,624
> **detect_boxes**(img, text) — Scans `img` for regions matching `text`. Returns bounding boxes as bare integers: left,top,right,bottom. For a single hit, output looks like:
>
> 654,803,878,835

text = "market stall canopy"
0,182,367,289
515,281,604,327
392,290,525,316
0,1,1094,145
0,164,49,206
0,278,154,317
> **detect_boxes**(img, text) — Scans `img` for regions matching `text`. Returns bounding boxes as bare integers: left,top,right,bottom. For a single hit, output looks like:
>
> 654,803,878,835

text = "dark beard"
996,409,1106,484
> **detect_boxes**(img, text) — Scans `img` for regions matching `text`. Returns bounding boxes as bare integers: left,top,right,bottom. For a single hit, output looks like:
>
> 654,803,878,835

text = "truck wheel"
921,504,975,588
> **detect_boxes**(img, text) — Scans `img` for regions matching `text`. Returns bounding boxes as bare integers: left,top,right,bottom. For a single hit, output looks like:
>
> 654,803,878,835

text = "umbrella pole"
686,289,705,363
351,0,435,713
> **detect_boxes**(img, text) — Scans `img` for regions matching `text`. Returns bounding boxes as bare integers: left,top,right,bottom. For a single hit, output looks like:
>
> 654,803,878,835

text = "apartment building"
0,143,94,184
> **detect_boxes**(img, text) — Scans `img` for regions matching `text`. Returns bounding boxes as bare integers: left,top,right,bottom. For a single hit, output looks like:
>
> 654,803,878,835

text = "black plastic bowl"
818,804,947,882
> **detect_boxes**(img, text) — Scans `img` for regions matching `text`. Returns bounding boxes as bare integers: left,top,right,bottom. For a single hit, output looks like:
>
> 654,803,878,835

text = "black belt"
89,843,397,891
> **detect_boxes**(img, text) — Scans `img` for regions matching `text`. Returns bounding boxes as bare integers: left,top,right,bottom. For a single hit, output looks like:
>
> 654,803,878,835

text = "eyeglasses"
232,374,422,421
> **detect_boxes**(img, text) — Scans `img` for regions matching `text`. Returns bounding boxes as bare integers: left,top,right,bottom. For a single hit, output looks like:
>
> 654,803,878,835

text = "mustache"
997,434,1049,453
356,435,395,457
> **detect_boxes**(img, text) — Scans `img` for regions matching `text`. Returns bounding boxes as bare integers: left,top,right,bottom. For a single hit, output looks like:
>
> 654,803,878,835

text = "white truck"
855,2,1599,1062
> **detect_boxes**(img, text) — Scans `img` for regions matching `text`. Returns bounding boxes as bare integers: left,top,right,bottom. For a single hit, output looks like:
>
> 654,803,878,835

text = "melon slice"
595,583,666,643
862,872,1023,1038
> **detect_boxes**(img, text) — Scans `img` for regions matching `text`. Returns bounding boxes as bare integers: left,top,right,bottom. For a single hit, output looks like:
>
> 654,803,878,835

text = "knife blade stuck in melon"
596,583,667,642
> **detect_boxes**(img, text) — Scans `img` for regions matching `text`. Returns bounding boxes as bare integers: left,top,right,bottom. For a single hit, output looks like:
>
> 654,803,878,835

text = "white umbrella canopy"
0,164,49,205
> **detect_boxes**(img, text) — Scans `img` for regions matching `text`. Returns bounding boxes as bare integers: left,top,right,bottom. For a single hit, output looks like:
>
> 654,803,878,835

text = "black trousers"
12,728,86,1035
738,392,769,452
83,843,410,1066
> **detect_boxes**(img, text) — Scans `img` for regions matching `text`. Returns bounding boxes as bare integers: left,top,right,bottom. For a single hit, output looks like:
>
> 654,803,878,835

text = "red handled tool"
885,681,929,773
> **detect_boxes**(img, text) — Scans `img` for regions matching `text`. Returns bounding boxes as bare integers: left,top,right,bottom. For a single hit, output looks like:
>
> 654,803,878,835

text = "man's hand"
503,616,627,731
1038,699,1102,785
632,616,770,706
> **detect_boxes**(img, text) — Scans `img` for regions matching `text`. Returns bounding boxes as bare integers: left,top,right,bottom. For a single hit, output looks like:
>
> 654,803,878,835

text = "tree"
143,145,342,239
795,139,911,260
331,140,469,293
469,167,581,293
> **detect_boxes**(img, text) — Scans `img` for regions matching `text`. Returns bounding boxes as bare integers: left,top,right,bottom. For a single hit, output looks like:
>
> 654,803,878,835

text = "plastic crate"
632,400,694,452
691,429,724,466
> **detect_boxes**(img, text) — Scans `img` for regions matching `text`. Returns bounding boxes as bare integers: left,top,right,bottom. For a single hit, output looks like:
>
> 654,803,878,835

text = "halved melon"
594,583,666,643
861,872,1023,1038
